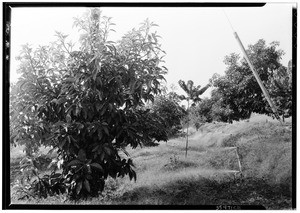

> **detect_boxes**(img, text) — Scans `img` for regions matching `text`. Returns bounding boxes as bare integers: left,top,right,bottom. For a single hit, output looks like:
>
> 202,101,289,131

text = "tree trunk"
185,98,190,158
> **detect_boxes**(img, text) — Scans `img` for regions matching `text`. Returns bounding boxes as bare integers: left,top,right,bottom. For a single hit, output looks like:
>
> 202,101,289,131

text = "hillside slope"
11,114,293,209
83,114,292,208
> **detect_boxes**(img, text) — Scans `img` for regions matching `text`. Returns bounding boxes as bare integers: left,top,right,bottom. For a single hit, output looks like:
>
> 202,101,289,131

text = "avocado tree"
210,39,291,121
10,8,168,199
149,92,186,139
265,60,293,121
178,80,210,158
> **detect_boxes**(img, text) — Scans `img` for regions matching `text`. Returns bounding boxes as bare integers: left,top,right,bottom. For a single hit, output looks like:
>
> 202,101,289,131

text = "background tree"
265,59,293,121
149,92,186,139
10,8,168,199
188,97,213,130
178,80,210,158
210,39,291,122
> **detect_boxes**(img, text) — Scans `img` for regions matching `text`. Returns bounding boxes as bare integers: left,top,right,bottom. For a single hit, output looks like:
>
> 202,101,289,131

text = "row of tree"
188,39,292,126
9,8,292,200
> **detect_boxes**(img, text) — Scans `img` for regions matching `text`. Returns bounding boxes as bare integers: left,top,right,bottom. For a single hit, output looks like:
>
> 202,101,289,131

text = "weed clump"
162,155,198,171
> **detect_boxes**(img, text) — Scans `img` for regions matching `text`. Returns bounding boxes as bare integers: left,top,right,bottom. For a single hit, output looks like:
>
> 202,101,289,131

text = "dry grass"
10,114,293,209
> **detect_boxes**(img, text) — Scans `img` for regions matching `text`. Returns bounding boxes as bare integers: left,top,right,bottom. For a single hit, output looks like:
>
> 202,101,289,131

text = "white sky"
10,3,294,97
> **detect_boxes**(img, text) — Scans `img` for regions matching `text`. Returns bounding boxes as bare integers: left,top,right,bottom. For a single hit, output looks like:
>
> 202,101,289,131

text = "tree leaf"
104,147,112,156
95,102,101,112
76,181,83,195
92,145,99,152
120,147,130,157
83,109,88,119
97,129,103,140
178,95,186,101
129,170,133,180
32,169,38,176
103,126,109,135
187,80,194,92
90,163,104,172
67,159,83,167
75,105,80,116
67,135,71,144
78,149,86,162
84,179,91,192
50,173,61,179
51,99,58,104
65,77,75,83
128,159,134,167
178,80,189,94
78,123,84,129
59,139,66,149
66,114,72,123
100,152,105,162
132,169,137,181
57,159,64,170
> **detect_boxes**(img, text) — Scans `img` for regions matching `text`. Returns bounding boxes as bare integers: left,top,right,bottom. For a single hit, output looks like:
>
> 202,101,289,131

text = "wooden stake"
235,147,242,173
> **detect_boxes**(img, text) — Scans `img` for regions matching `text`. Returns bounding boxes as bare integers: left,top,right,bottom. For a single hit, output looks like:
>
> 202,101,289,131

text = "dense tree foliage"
149,92,186,138
187,40,292,126
208,39,291,122
10,8,168,199
265,59,293,120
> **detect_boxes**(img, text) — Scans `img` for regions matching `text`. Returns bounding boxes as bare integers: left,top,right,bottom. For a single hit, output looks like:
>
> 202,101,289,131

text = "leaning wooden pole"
233,32,282,123
223,10,282,123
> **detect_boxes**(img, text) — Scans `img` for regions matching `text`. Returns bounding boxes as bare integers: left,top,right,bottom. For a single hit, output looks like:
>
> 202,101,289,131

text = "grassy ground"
10,114,293,209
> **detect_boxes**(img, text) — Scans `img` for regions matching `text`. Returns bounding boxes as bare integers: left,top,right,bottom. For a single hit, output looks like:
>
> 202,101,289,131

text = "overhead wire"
222,9,235,33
